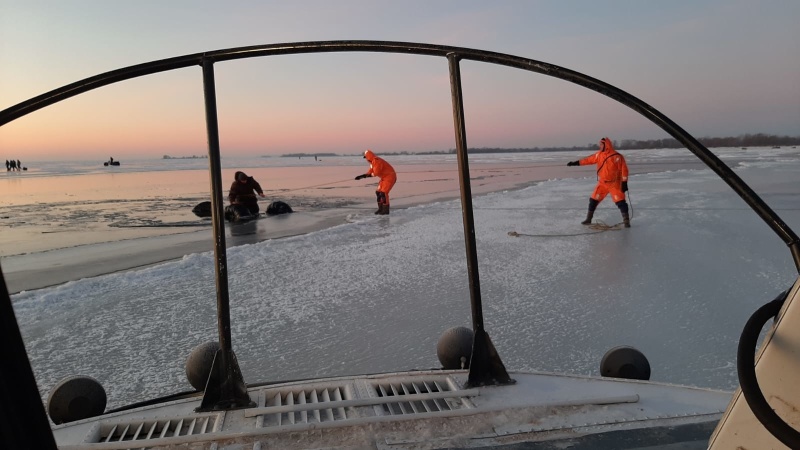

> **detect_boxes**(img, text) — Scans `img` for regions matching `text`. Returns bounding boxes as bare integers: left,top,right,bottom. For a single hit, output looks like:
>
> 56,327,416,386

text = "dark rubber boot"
375,192,388,214
583,198,599,225
622,213,631,228
377,204,390,215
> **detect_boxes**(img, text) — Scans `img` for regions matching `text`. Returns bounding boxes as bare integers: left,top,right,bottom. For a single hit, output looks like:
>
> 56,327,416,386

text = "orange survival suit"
567,137,630,227
355,149,397,215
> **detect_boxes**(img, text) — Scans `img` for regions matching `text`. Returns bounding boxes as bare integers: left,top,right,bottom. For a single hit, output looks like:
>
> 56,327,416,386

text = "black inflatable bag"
266,201,293,215
192,201,212,218
225,204,257,222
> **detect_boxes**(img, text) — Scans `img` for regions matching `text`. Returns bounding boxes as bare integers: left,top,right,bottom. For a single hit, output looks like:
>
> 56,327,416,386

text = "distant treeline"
613,133,800,150
459,133,800,154
278,153,338,158
163,154,208,159
275,133,798,157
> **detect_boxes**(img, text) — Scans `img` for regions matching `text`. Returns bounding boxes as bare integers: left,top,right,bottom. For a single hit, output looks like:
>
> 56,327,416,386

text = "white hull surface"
54,370,729,449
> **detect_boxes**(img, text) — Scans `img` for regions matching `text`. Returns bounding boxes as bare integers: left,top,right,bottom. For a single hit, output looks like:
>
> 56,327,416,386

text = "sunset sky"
1,0,799,161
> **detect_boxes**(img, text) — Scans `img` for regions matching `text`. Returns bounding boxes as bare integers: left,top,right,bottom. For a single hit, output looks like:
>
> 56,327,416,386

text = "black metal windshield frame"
1,41,799,429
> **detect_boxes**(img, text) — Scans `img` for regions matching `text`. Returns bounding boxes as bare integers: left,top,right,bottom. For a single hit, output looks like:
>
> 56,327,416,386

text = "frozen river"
9,147,800,409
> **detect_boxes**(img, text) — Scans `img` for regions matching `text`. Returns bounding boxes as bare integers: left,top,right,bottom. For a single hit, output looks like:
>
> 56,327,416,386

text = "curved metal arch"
0,40,797,440
1,40,797,269
1,39,799,426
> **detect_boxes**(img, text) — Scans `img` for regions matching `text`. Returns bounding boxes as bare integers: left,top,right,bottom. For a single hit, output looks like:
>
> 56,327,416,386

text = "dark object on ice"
600,346,651,380
47,376,107,425
185,341,221,391
192,201,212,218
225,204,257,222
266,201,293,215
437,326,474,370
103,161,120,166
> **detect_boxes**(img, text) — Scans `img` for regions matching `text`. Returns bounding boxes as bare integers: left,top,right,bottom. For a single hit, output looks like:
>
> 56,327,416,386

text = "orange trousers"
591,180,625,204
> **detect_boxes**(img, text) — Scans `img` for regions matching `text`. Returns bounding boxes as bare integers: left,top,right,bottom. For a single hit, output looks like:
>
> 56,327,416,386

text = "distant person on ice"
567,137,630,227
355,149,397,215
228,171,265,215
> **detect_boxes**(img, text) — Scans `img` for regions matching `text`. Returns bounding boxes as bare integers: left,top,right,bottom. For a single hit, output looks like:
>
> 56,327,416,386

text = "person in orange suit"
355,149,397,215
567,137,630,227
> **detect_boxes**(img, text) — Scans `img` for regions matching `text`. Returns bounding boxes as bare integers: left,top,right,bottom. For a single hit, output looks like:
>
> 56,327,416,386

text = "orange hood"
599,137,617,154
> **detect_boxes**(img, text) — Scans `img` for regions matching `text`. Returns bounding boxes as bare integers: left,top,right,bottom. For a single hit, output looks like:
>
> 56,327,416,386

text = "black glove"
567,161,580,167
355,174,368,180
622,181,628,192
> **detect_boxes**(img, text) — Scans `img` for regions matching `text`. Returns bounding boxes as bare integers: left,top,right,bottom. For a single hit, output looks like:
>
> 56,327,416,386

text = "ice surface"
10,148,800,409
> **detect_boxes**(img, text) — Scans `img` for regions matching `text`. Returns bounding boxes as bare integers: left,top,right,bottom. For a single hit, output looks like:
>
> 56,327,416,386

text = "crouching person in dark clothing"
228,171,265,215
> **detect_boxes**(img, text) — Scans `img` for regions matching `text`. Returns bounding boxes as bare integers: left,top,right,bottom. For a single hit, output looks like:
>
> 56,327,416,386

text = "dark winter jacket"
228,171,264,205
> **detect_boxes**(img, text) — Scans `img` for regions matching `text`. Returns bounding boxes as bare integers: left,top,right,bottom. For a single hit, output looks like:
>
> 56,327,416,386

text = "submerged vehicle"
2,41,799,449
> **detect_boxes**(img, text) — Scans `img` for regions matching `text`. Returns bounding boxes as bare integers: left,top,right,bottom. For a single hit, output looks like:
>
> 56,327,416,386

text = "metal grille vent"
372,378,469,416
259,386,352,427
94,414,219,443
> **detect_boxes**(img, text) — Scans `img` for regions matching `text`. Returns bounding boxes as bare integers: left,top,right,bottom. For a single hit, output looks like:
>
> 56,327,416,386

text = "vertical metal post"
447,54,512,387
197,58,254,411
203,59,233,370
447,55,485,332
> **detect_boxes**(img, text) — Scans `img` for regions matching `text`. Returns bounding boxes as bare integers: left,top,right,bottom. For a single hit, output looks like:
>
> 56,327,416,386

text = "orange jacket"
579,138,628,183
364,149,396,180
